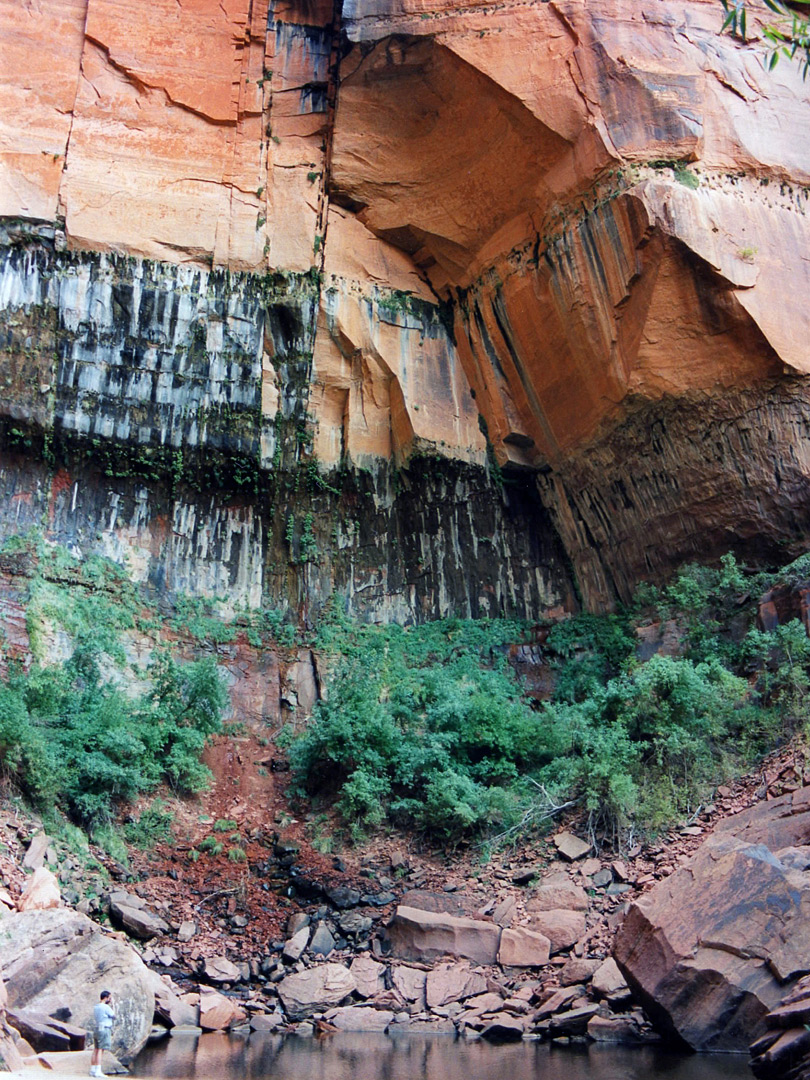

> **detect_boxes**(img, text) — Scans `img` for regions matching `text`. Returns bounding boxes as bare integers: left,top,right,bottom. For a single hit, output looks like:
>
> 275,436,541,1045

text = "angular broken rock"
480,1013,524,1041
498,927,550,968
559,957,600,986
309,922,335,957
277,964,356,1020
328,1006,393,1032
591,957,628,998
199,990,246,1031
6,1008,85,1052
390,964,427,1004
109,899,168,941
527,881,589,912
349,956,385,998
548,1003,600,1036
492,895,516,928
425,963,487,1008
201,956,242,984
387,905,500,965
587,1014,643,1044
177,921,196,943
22,833,52,872
283,926,310,962
17,867,60,912
553,832,591,861
339,911,373,936
614,786,810,1051
527,909,586,954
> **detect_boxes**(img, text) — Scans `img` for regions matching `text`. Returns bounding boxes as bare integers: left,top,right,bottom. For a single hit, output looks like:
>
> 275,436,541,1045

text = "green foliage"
0,648,226,829
291,616,550,840
198,835,223,855
721,0,810,79
123,800,174,849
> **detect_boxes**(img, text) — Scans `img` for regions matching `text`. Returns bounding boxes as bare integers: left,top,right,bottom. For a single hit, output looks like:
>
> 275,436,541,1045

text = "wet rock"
387,905,500,965
587,1014,644,1044
548,1003,600,1036
277,964,356,1020
480,1013,524,1041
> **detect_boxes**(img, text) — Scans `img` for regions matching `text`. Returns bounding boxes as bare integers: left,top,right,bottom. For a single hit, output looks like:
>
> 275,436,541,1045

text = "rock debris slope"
1,0,810,614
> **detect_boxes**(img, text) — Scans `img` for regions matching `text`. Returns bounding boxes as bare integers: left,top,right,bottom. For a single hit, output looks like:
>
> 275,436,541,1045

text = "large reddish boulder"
386,905,500,965
614,787,810,1051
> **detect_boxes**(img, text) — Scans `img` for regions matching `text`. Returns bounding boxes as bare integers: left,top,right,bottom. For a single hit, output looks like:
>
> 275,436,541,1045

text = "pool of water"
132,1031,753,1080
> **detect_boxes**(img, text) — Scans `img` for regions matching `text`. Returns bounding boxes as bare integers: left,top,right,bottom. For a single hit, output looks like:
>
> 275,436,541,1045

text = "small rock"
309,922,336,957
177,921,196,943
591,958,628,998
498,927,550,968
527,909,586,954
283,926,310,963
592,869,613,888
480,1013,524,1041
559,958,600,986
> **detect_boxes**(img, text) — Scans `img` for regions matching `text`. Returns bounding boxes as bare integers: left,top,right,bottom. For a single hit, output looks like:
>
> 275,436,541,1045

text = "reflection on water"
133,1031,752,1080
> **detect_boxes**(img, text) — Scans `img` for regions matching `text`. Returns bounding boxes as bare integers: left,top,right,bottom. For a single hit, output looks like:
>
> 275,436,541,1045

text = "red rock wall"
2,0,810,609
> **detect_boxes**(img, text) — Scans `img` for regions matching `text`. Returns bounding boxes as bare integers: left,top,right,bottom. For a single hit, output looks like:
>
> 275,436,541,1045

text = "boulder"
339,912,373,937
527,881,589,913
6,1007,86,1051
615,786,810,1051
390,965,427,1005
480,1013,524,1041
498,927,550,968
548,1003,600,1036
17,867,60,911
198,990,246,1031
587,1014,644,1044
201,956,242,984
553,832,591,861
387,905,500,965
349,956,385,998
0,908,154,1062
526,909,586,954
151,975,199,1029
559,958,600,986
425,963,487,1008
277,964,356,1020
591,958,628,998
465,992,507,1014
328,1006,393,1032
109,898,169,941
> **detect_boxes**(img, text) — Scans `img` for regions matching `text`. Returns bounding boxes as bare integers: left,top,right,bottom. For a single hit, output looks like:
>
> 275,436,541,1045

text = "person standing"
90,990,115,1078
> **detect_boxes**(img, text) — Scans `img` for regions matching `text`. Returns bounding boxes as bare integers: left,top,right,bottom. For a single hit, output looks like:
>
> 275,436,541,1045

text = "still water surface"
133,1031,752,1080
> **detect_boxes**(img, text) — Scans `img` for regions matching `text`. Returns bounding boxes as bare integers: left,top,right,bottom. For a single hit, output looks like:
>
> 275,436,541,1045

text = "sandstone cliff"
1,0,809,614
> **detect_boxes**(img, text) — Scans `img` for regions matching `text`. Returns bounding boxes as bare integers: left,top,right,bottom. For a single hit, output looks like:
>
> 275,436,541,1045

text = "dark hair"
100,991,111,1001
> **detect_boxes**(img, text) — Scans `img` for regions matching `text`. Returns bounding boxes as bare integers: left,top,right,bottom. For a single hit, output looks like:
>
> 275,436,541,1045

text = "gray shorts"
94,1028,112,1051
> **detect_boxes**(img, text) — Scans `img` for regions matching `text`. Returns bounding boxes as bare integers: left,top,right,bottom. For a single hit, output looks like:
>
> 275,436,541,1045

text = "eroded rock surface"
1,1,809,614
614,786,810,1051
0,909,155,1061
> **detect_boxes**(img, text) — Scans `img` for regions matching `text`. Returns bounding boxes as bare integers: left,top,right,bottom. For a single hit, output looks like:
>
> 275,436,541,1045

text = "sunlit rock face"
1,0,809,613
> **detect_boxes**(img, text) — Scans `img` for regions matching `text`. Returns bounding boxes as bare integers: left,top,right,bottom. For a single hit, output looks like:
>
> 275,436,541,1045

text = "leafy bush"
0,649,226,829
